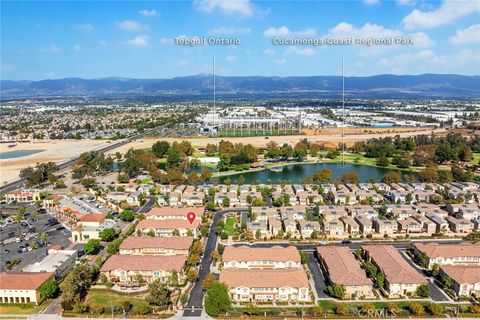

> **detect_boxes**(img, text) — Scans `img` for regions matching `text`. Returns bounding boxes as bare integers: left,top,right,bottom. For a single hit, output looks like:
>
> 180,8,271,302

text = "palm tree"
30,241,39,262
13,214,23,238
31,211,39,232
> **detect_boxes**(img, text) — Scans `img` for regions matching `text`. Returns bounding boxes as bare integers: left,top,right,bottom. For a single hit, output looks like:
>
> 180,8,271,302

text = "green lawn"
471,152,480,165
85,289,150,310
224,216,236,236
0,302,47,315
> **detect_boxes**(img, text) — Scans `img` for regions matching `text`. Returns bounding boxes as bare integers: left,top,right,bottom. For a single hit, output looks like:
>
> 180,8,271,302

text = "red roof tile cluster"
316,246,372,286
220,268,309,289
146,207,204,218
136,218,200,230
414,243,480,259
222,245,300,263
362,245,426,284
0,272,54,290
100,254,186,273
119,236,193,250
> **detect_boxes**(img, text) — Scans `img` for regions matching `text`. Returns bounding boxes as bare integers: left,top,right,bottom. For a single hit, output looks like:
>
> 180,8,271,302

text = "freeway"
0,125,167,195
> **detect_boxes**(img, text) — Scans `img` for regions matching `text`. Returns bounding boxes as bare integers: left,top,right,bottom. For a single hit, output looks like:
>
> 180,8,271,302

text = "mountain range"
1,74,479,99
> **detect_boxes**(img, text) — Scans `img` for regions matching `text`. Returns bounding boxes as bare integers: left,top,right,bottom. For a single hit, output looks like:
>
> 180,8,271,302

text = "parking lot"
0,202,72,272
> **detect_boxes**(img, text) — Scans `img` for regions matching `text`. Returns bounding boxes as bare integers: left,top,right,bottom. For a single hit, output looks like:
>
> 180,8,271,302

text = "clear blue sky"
1,0,479,80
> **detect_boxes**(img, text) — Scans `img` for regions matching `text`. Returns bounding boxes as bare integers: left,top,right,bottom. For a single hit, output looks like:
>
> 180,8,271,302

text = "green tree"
382,171,401,184
146,279,170,307
202,273,217,291
120,210,135,222
84,239,100,255
376,272,385,289
99,228,117,242
222,196,230,207
327,284,346,299
60,264,95,310
204,282,232,317
151,141,170,158
39,279,58,300
299,251,309,264
410,303,426,316
376,157,390,167
416,284,430,298
341,171,359,184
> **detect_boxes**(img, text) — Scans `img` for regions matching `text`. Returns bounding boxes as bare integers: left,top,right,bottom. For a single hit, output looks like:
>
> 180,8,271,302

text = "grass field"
471,152,480,165
224,216,236,236
0,302,47,315
85,289,150,310
217,129,300,137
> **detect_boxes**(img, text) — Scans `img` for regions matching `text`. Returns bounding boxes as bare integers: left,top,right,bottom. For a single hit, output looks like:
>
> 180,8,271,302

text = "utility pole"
342,52,345,166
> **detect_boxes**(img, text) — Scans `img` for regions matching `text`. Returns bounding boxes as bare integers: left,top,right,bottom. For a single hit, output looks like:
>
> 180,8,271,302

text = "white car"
15,238,21,243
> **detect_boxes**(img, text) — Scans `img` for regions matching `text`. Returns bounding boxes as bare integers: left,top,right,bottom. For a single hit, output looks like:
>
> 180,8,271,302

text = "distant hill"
1,74,479,99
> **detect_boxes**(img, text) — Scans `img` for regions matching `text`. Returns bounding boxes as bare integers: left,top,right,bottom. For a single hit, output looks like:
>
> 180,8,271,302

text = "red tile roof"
100,254,186,273
120,236,193,250
78,213,107,223
441,265,480,284
222,245,300,263
362,245,426,285
316,246,372,286
414,243,480,259
220,268,309,289
146,207,204,217
136,218,200,230
0,272,54,290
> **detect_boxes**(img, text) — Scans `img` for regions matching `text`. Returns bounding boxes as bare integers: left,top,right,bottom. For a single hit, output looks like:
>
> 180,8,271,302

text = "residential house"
440,266,480,297
355,215,374,235
426,213,450,233
446,216,474,233
298,220,322,238
323,218,344,236
373,219,398,236
222,246,301,269
397,218,422,234
362,245,427,297
317,246,374,298
71,214,118,243
413,243,480,269
342,216,360,236
119,236,193,256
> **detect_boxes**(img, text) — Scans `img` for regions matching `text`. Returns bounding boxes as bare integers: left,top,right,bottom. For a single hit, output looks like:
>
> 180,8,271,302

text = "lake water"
0,149,45,160
217,163,406,184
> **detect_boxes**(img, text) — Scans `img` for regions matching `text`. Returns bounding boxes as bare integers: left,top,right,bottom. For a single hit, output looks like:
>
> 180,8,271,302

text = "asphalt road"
399,251,451,302
183,208,248,317
306,251,329,298
135,195,156,214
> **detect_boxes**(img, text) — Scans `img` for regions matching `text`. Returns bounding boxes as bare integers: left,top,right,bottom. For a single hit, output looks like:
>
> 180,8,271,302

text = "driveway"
305,251,329,299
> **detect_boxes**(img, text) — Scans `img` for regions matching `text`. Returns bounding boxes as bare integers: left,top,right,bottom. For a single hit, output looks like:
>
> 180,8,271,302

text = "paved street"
305,252,329,299
183,208,248,317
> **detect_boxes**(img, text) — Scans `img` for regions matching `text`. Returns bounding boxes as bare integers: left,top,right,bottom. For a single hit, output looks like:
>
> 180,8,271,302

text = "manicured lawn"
0,302,47,315
85,289,149,310
471,152,480,165
224,216,236,236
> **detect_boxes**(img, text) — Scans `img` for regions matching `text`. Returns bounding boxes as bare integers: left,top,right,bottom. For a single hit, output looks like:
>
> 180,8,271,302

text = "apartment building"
440,266,480,297
413,243,480,269
119,236,193,256
222,246,301,269
100,254,186,285
362,245,427,297
71,213,118,243
220,268,310,303
316,246,374,298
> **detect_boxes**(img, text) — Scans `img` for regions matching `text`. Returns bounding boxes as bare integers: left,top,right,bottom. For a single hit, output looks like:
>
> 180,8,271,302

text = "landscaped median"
212,301,480,318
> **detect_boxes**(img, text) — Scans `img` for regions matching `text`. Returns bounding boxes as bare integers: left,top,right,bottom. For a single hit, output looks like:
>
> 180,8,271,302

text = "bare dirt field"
0,140,110,185
109,127,446,153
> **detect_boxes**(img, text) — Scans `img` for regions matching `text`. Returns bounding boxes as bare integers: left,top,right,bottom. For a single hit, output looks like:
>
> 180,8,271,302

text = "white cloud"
263,26,316,37
395,0,415,5
378,49,480,73
207,26,251,35
285,46,316,56
160,37,173,44
139,9,157,16
402,0,480,30
125,35,150,47
116,20,142,31
273,58,286,64
194,0,253,17
74,23,94,32
74,44,81,51
328,22,435,48
449,24,480,44
1,63,16,72
99,40,109,47
263,48,275,56
226,55,237,62
38,44,61,53
363,0,379,5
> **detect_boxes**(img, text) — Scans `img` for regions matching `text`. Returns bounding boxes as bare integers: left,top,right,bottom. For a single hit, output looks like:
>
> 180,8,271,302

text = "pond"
217,163,410,184
0,149,45,160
